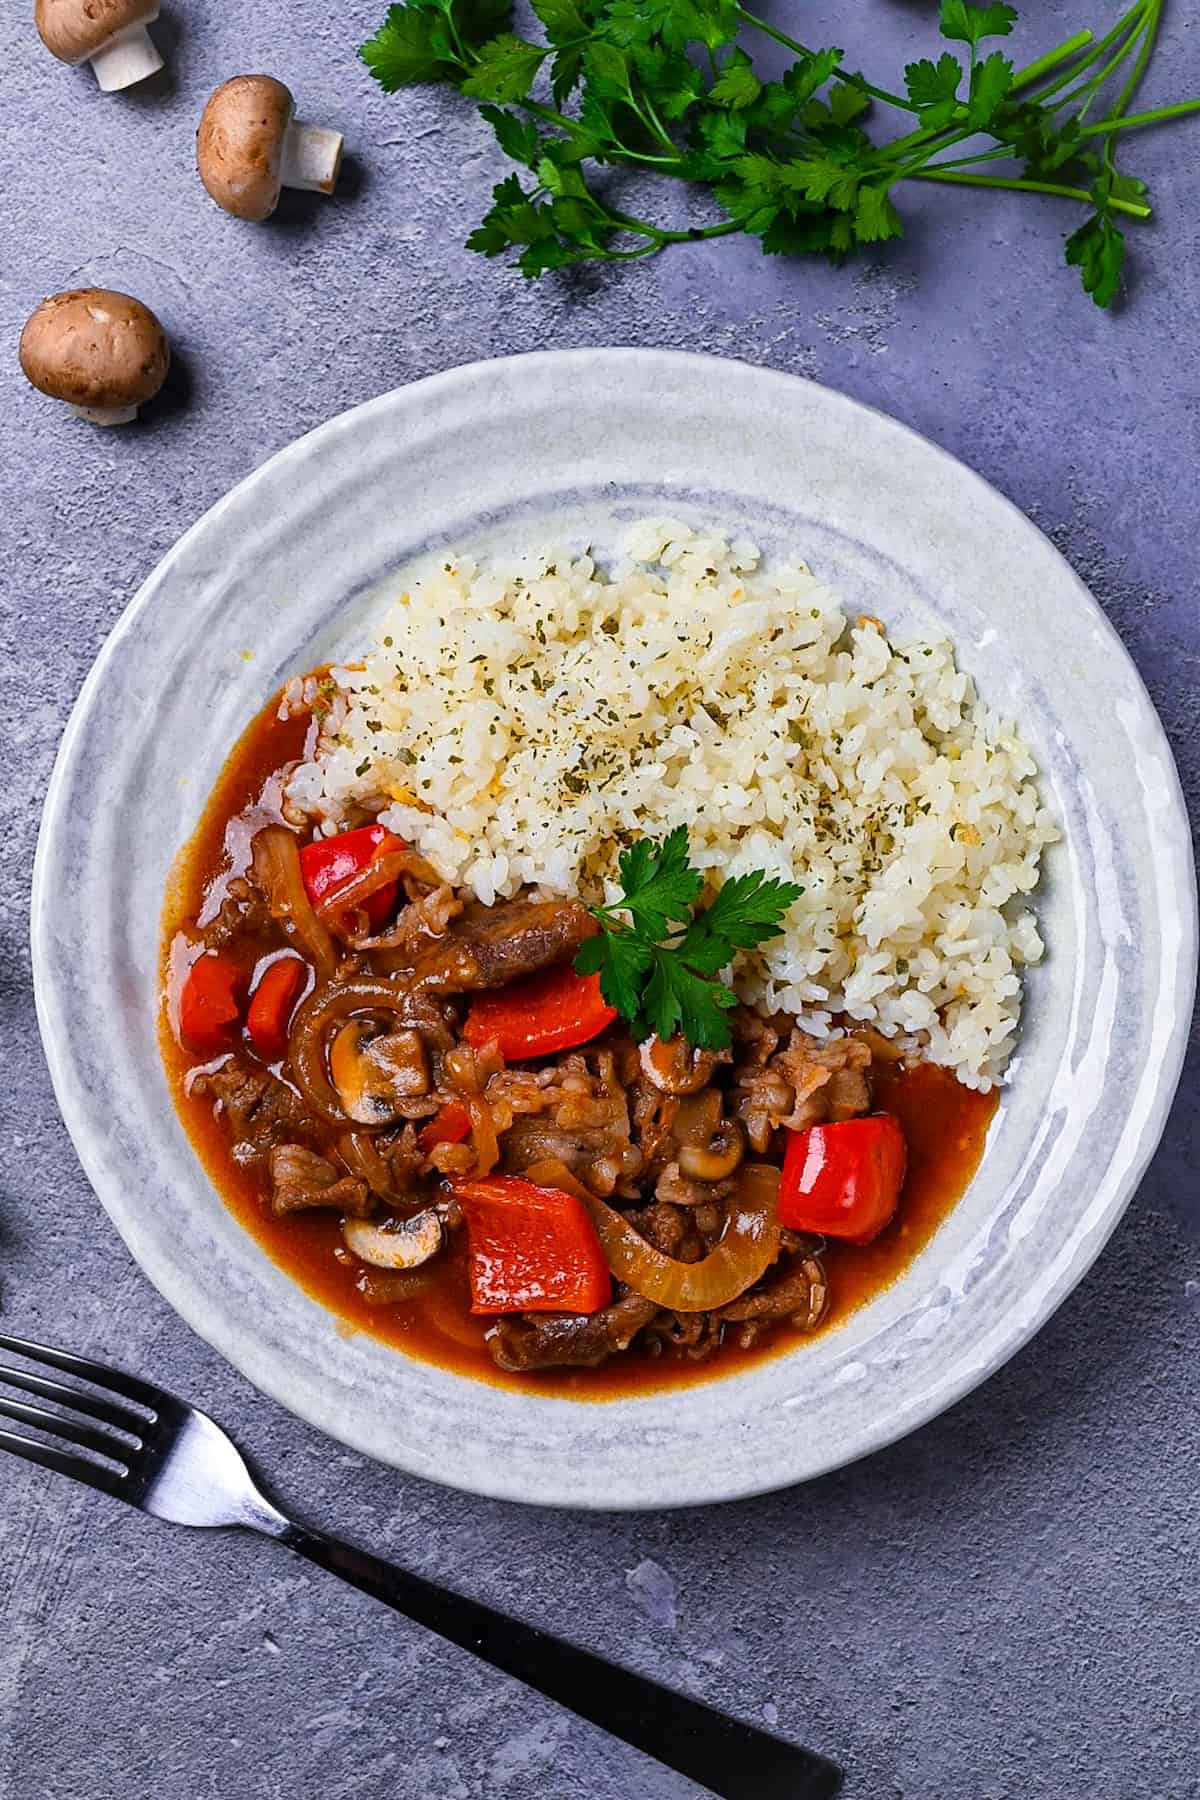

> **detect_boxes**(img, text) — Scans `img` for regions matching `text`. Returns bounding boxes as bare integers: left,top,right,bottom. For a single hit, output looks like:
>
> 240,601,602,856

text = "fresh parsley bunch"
573,827,803,1050
361,0,1199,305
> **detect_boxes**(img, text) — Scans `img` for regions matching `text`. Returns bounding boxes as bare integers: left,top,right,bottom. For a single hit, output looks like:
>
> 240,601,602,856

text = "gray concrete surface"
2,3,1199,1797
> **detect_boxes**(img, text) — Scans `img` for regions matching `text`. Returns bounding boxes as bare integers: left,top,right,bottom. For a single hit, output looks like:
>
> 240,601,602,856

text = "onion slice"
290,976,432,1124
580,1163,781,1313
251,826,338,981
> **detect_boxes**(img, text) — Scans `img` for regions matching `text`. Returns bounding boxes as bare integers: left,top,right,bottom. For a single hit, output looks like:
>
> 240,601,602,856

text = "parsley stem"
1102,0,1162,169
519,98,685,168
1112,0,1161,117
1081,96,1200,134
918,146,1020,173
635,85,678,154
1010,28,1096,94
734,5,918,112
1053,20,1156,115
1018,2,1145,108
605,209,742,248
441,5,473,68
907,168,1152,216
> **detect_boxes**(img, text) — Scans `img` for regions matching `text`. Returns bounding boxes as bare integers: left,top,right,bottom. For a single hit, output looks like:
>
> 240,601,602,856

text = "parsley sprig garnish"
361,0,1199,306
573,827,802,1050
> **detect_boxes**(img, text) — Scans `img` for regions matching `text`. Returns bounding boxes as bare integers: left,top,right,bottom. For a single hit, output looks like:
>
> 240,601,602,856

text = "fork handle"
273,1520,840,1799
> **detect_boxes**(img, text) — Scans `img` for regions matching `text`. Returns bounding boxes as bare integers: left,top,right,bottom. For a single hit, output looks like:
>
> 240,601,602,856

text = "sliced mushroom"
343,1209,443,1270
678,1120,745,1182
329,1020,428,1125
639,1034,726,1096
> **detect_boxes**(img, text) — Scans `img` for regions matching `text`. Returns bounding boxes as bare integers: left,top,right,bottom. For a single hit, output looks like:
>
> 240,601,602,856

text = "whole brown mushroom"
197,75,344,222
19,289,170,427
35,0,163,91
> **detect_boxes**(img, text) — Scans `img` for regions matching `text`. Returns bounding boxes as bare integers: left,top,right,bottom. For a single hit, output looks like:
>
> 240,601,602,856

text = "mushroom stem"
71,401,138,427
89,22,163,92
279,122,344,196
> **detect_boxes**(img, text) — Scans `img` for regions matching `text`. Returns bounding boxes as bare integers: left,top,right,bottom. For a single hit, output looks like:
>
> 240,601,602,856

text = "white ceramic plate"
32,350,1196,1509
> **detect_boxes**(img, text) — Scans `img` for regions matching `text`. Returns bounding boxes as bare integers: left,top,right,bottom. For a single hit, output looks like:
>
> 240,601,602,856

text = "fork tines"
0,1332,156,1496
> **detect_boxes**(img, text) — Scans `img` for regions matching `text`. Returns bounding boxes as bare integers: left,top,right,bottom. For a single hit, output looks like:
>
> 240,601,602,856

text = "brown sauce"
160,693,998,1399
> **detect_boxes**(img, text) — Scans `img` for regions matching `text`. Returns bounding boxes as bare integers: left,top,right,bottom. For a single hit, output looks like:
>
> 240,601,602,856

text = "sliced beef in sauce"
622,1201,690,1258
268,1144,372,1217
643,1309,724,1361
202,875,272,949
195,1058,316,1163
732,1025,872,1151
384,885,463,952
410,898,595,994
716,1255,827,1335
489,1291,661,1372
494,1047,642,1197
652,1164,736,1210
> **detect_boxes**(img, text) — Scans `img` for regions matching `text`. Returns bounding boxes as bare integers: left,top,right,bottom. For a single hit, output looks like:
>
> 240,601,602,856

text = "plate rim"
31,347,1199,1509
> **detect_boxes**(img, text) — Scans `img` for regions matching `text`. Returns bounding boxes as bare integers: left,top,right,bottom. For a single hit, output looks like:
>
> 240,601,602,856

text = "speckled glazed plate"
32,350,1196,1509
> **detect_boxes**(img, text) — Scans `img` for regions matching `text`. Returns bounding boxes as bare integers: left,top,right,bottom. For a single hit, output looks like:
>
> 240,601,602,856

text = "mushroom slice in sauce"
639,1034,728,1095
343,1209,443,1270
329,1021,429,1125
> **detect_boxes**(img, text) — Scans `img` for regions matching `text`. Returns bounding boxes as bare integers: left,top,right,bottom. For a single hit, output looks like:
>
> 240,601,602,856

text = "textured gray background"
2,2,1199,1797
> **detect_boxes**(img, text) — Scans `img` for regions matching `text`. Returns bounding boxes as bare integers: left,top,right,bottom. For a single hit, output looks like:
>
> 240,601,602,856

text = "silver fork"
0,1332,841,1800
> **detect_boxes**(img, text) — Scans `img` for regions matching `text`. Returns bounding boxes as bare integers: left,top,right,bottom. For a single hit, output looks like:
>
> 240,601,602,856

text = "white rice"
284,520,1059,1088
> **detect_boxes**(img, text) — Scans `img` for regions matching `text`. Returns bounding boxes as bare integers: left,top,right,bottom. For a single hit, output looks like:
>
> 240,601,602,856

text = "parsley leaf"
575,927,652,1021
710,48,762,111
461,33,548,102
671,870,803,975
854,183,904,244
360,2,463,88
905,52,961,129
642,953,739,1050
578,834,801,1049
360,0,510,87
531,0,587,38
939,1,1017,49
596,826,702,939
479,103,541,165
966,50,1013,128
1065,211,1125,308
828,80,871,127
531,0,591,101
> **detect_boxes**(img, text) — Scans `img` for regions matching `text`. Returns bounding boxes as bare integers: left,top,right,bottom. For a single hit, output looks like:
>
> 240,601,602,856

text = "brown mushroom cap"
35,0,157,64
197,75,296,222
19,289,170,411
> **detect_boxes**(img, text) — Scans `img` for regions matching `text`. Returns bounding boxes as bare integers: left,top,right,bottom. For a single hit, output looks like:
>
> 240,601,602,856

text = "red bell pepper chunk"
462,965,617,1060
299,825,406,931
418,1100,473,1152
246,957,307,1063
179,953,247,1055
453,1175,612,1315
779,1114,907,1244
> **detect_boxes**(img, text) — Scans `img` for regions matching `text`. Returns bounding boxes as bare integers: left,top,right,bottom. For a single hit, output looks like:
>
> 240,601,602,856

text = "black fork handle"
274,1521,841,1799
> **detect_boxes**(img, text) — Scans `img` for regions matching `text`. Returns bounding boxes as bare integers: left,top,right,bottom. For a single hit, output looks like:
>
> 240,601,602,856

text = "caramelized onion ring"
581,1163,781,1313
251,826,338,981
338,1130,399,1197
290,977,426,1124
